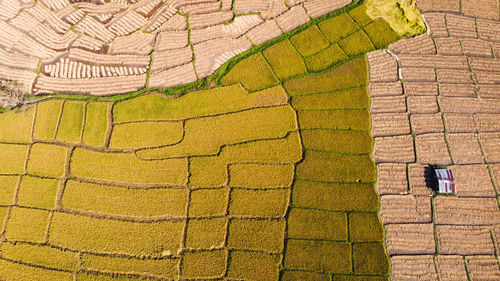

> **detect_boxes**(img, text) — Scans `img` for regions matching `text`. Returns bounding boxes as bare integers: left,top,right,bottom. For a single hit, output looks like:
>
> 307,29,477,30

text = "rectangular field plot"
81,253,178,278
296,151,376,183
229,188,290,218
62,180,188,217
181,250,227,279
0,176,18,205
305,44,349,72
0,144,29,175
0,207,7,230
291,87,370,110
0,106,34,143
82,102,109,147
56,100,84,144
4,207,50,243
292,181,379,212
27,143,67,178
0,242,78,271
284,240,351,273
188,157,227,188
17,176,59,209
229,163,295,188
49,212,184,256
227,251,281,281
109,121,183,150
219,53,279,92
228,219,285,253
70,148,188,185
33,99,63,140
301,130,373,154
297,110,371,130
185,218,227,249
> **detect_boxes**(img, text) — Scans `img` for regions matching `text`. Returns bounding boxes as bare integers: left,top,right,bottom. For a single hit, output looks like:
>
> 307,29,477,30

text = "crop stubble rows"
0,0,352,99
371,0,500,279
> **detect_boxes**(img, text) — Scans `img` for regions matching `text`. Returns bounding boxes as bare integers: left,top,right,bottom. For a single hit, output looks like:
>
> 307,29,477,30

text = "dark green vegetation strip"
215,2,405,279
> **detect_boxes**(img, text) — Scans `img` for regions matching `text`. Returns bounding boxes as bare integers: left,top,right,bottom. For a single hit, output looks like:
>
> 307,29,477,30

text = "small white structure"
435,169,456,194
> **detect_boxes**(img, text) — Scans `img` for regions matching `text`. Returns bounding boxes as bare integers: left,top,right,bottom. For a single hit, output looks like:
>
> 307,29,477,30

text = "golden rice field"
0,1,423,280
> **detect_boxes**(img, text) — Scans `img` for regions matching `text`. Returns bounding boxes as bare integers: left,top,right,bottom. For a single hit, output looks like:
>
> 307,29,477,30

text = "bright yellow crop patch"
81,253,178,278
49,212,184,256
56,100,84,143
33,99,62,140
298,110,371,130
349,212,384,242
62,180,188,217
291,87,370,110
319,13,359,42
181,250,227,279
228,219,285,253
0,144,29,174
137,106,297,159
82,102,109,147
228,189,290,217
305,43,348,72
0,106,34,143
227,251,281,281
292,181,379,212
188,188,228,217
287,208,347,240
189,157,228,187
284,57,368,96
189,132,302,188
0,242,78,271
301,130,373,154
219,131,302,163
0,259,73,281
113,84,288,122
17,176,59,209
229,163,295,188
296,151,376,183
27,143,67,178
285,240,352,273
282,270,331,281
70,148,188,185
339,30,376,56
0,176,18,205
0,207,7,229
185,218,227,249
109,121,183,149
4,207,50,243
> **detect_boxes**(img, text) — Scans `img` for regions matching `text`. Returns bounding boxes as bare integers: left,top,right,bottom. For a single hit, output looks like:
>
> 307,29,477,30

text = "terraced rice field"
0,1,431,280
